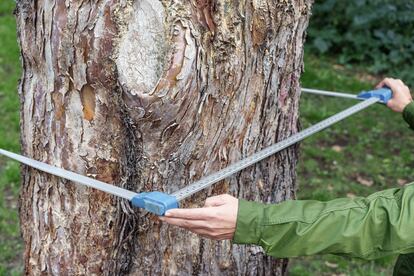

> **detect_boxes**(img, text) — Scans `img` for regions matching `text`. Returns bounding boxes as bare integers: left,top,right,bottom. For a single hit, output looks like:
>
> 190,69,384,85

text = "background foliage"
307,0,414,85
1,0,413,275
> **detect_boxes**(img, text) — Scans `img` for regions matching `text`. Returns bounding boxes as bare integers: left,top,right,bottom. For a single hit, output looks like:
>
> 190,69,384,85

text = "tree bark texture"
16,0,312,275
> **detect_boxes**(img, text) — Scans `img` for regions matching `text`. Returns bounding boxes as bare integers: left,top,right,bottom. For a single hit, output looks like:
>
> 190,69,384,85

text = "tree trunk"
16,0,312,275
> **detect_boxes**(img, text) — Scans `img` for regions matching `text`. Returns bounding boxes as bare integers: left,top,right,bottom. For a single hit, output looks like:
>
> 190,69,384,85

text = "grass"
288,55,414,275
0,1,23,275
0,1,412,275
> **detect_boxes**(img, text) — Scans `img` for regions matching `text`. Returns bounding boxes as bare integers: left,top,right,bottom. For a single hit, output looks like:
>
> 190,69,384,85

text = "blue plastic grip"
131,192,179,216
357,87,392,104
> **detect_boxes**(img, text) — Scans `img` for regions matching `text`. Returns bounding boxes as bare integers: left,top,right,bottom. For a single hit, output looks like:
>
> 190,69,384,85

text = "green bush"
307,0,414,85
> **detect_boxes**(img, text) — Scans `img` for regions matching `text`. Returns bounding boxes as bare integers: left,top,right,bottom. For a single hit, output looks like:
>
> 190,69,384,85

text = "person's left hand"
159,194,239,240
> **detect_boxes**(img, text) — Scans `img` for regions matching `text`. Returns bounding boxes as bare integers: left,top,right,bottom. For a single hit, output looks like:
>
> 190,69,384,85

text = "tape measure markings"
172,97,379,201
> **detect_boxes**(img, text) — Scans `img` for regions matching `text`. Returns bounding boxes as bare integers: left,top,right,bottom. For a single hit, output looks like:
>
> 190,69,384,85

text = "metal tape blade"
172,97,379,201
0,149,137,200
301,88,360,100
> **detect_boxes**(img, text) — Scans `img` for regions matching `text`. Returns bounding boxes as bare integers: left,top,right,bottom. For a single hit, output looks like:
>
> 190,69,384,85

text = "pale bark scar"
153,22,187,93
80,84,96,121
52,92,65,120
116,0,166,94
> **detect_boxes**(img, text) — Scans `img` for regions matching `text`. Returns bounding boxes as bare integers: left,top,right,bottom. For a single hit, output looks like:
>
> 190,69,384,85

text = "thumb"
386,98,395,108
375,81,385,89
204,194,229,207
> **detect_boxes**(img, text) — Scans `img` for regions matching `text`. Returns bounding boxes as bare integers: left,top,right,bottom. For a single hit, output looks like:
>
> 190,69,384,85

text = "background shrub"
307,0,414,85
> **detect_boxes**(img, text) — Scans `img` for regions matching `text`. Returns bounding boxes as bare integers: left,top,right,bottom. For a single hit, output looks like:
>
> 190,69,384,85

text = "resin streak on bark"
16,0,312,274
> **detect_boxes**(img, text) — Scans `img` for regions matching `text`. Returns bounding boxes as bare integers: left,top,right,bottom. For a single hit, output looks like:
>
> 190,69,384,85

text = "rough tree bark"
16,0,312,275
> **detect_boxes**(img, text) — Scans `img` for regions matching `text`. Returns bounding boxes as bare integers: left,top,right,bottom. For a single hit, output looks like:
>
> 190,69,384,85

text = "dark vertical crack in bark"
110,82,144,275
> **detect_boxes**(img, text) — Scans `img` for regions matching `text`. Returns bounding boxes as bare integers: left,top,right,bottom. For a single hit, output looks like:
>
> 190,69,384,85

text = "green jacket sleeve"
233,183,414,260
403,102,414,129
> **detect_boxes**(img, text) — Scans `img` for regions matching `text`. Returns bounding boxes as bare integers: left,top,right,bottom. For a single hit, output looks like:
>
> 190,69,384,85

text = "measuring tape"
0,88,392,215
301,87,391,103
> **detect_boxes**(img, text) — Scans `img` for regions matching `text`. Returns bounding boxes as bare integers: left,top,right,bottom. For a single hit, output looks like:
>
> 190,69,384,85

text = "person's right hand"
159,194,238,240
376,78,412,113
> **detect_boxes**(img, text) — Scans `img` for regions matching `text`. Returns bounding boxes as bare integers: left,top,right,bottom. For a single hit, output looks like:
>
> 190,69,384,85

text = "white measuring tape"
0,87,392,215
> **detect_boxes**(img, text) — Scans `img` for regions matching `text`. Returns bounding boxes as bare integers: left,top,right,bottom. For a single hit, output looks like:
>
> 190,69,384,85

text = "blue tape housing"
131,192,179,216
357,87,392,104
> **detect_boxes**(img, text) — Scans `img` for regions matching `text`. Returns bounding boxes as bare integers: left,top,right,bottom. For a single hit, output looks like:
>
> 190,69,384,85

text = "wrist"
404,99,414,110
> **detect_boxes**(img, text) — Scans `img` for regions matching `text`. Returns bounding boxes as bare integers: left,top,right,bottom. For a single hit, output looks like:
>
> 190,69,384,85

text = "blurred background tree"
307,0,414,86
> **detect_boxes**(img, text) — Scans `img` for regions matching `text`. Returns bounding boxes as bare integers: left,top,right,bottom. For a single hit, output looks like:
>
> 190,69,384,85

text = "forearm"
233,184,414,260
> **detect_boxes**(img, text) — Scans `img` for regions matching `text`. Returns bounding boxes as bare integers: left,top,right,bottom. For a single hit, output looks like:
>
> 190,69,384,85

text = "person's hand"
159,194,238,240
376,78,412,113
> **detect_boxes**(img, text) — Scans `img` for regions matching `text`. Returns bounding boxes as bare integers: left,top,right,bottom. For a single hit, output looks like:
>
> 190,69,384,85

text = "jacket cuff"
232,199,265,245
402,101,414,130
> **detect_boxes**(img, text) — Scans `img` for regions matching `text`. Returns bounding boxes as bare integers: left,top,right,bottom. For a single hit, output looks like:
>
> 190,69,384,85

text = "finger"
190,228,234,240
376,78,390,89
396,79,405,86
159,217,208,229
189,228,218,238
164,207,215,220
204,194,228,207
173,225,228,239
386,99,394,109
375,80,385,89
159,218,232,239
376,78,394,89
